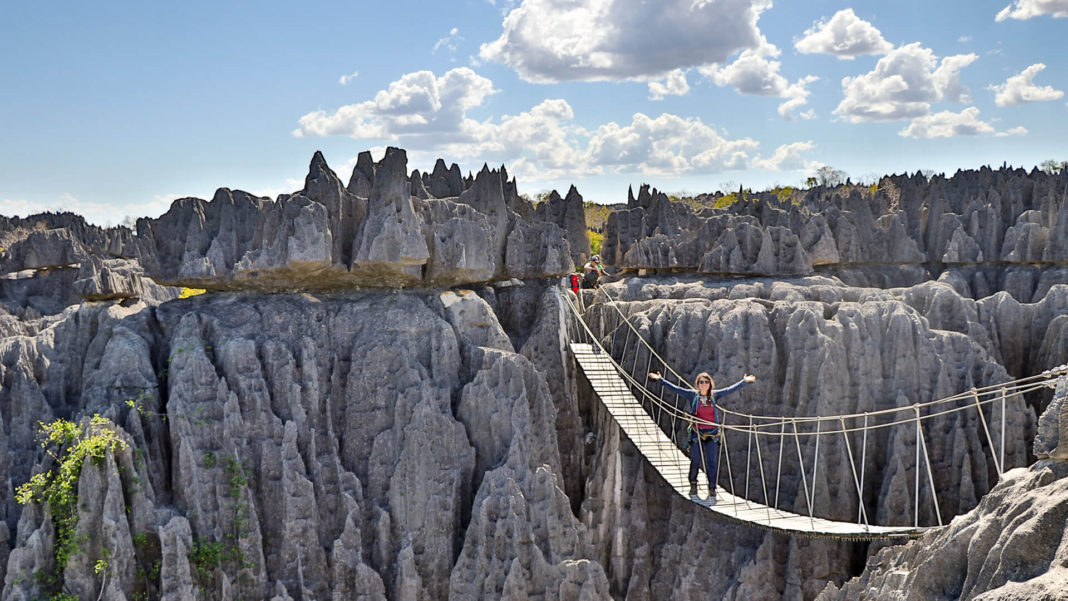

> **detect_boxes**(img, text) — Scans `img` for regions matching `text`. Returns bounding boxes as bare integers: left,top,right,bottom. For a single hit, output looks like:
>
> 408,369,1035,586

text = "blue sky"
2,0,1066,225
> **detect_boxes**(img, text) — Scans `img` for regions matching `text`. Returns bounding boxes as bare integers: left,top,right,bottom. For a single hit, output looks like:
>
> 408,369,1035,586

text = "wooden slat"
570,343,924,540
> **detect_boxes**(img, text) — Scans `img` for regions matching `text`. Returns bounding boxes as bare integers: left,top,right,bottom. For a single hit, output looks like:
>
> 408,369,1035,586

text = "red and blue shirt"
657,377,750,436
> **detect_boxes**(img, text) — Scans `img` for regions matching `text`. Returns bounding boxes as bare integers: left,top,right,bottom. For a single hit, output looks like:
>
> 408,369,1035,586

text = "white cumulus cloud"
989,63,1064,106
794,9,893,59
0,193,170,227
0,198,37,219
994,126,1029,137
339,71,359,85
699,40,819,120
464,99,597,179
898,107,995,138
249,178,304,200
295,67,811,180
996,0,1068,21
834,43,978,122
751,141,817,170
587,113,759,175
648,69,691,100
294,68,497,142
479,0,771,82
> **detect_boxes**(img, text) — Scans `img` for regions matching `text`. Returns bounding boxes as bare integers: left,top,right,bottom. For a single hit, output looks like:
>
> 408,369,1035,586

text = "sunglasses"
697,379,711,384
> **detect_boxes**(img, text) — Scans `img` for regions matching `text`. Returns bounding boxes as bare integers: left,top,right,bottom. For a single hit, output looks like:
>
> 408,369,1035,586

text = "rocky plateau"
1,151,1066,600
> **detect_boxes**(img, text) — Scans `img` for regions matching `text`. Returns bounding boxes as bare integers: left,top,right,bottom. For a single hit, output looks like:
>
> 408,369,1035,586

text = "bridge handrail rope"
562,284,1067,533
587,283,1061,433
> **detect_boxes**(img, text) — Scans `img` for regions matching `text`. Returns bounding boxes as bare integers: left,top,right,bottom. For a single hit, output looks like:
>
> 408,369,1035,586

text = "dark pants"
689,435,719,495
583,270,599,289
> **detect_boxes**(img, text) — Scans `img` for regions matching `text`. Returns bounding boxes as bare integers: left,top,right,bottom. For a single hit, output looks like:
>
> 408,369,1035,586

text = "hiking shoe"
688,483,698,497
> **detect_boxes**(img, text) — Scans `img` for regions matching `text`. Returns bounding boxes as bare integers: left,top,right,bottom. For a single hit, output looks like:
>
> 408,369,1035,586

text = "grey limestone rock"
409,169,430,200
535,186,592,266
5,156,1068,601
450,437,610,600
1034,373,1068,459
158,516,196,601
0,227,87,275
416,199,498,285
440,289,514,352
425,158,465,199
506,218,574,278
2,148,577,294
352,147,430,283
74,255,179,304
346,150,375,198
603,167,1067,283
591,276,1038,527
818,461,1068,601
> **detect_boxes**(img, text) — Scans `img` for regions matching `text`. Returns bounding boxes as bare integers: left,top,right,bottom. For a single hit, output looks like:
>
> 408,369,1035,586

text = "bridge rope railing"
560,285,1068,532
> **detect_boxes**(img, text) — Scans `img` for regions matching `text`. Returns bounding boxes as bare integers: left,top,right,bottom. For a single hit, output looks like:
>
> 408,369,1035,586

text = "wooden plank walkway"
571,343,926,540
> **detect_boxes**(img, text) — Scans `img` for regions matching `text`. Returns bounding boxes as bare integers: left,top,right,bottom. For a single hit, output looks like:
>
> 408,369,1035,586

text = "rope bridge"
561,286,1068,540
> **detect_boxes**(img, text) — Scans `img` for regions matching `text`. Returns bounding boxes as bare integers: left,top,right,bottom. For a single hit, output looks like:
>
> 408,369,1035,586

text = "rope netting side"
561,286,1065,529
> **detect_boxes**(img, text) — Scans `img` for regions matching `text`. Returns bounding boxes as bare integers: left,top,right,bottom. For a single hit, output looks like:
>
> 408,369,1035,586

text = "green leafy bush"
16,416,127,571
588,230,603,256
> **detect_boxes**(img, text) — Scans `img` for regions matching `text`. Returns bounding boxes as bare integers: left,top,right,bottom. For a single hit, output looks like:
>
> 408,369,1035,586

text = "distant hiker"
583,255,607,289
648,370,756,505
561,272,582,294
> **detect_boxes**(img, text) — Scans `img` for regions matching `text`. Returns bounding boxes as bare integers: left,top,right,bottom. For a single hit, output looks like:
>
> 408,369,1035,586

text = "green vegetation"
132,531,162,600
1039,159,1067,174
15,417,127,599
187,454,255,589
588,229,603,256
190,539,225,582
16,416,127,571
712,188,755,209
583,201,613,232
713,192,739,209
667,194,705,211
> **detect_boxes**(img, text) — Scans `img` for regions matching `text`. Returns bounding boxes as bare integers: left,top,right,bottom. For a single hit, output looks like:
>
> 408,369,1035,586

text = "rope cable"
559,286,1054,531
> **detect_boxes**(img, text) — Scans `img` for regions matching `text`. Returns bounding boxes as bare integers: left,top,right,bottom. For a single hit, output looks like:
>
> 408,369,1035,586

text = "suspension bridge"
562,285,1068,541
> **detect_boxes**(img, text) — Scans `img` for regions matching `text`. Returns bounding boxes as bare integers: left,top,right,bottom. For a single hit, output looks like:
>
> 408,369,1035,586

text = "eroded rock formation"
604,170,1068,297
2,156,1067,600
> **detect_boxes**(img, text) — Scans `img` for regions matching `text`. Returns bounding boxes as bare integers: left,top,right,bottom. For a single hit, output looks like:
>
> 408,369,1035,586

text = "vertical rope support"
840,417,870,526
972,390,1003,477
999,388,1007,472
745,415,754,501
859,413,868,525
809,419,822,513
630,333,643,378
643,350,654,417
791,419,815,520
752,420,772,522
914,405,921,528
916,406,943,527
774,420,785,510
669,376,682,453
721,413,738,513
619,321,634,378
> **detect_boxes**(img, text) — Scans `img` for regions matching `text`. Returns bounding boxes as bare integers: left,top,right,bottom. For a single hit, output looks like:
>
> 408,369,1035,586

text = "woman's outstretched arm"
648,371,695,396
714,374,756,398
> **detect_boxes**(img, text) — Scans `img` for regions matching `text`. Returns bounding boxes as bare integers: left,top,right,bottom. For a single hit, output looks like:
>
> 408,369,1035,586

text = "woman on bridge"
648,370,756,505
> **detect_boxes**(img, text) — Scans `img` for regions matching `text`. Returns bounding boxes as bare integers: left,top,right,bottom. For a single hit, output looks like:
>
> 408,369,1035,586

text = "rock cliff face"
603,170,1068,297
816,459,1068,601
2,156,1067,600
0,148,582,295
